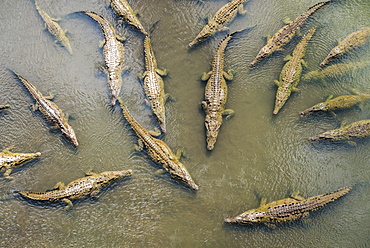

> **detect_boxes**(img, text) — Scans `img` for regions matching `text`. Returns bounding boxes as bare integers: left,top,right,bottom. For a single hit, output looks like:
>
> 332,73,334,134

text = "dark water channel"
0,0,369,247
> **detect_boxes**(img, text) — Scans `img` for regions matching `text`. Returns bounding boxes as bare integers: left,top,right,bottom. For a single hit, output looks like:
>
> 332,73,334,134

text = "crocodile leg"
2,146,15,154
223,70,234,81
156,69,168,77
52,182,66,190
291,191,305,201
223,109,235,120
3,169,14,180
201,71,212,81
62,198,73,210
238,4,247,15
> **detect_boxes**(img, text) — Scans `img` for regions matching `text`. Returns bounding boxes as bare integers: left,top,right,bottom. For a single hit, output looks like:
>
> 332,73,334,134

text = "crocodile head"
62,125,79,147
320,47,343,66
189,25,216,48
205,115,222,150
169,162,199,191
153,106,166,133
225,210,265,224
273,87,291,115
300,103,328,115
249,46,271,67
309,130,343,141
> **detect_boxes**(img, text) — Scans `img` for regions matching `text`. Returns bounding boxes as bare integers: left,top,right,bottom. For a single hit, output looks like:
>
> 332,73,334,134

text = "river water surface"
0,0,369,247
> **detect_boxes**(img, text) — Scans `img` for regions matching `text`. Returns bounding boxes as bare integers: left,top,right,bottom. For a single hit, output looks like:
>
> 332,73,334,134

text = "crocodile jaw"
309,130,341,141
250,46,271,67
62,126,79,147
320,47,342,66
189,25,214,48
169,162,199,191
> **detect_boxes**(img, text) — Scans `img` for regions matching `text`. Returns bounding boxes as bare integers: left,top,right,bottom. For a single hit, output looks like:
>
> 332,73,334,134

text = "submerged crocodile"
83,11,126,106
140,35,169,133
0,104,10,110
301,61,370,83
17,169,132,210
0,146,41,180
10,69,78,146
107,0,148,35
300,91,370,115
273,28,316,115
309,119,370,144
320,27,370,66
33,0,73,54
188,0,248,48
117,97,199,191
250,0,332,67
225,186,352,227
201,29,249,150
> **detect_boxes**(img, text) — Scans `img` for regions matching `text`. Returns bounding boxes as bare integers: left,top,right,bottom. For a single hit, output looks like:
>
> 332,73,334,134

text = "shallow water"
0,0,369,247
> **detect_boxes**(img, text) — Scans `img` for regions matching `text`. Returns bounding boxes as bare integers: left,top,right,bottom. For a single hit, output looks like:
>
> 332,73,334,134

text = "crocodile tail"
305,186,352,211
304,0,334,17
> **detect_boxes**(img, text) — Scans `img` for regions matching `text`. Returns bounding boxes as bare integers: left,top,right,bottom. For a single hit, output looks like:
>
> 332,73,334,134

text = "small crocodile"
140,35,169,133
188,0,248,48
300,91,370,115
250,0,332,67
225,186,352,227
309,119,370,144
273,28,316,115
17,169,132,210
0,104,10,110
0,146,41,180
33,0,73,54
107,0,148,35
301,61,370,83
83,11,126,106
10,69,78,147
201,29,250,150
320,27,370,66
117,97,199,191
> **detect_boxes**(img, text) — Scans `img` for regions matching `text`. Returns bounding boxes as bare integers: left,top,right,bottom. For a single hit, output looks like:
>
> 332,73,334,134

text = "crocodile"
300,91,370,115
273,28,316,115
107,0,148,35
17,169,132,210
320,27,370,66
250,0,333,67
301,61,370,83
201,29,250,150
0,104,10,110
83,11,126,106
225,186,352,227
0,146,41,180
32,0,73,54
188,0,249,48
140,35,169,133
117,97,199,191
309,119,370,144
9,69,78,147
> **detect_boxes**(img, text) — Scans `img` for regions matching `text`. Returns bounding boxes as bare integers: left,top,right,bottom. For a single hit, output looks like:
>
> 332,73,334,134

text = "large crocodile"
107,0,148,35
0,146,41,180
9,69,78,147
300,91,370,115
117,97,199,191
273,28,316,115
320,27,370,66
201,29,250,150
0,104,10,110
250,0,332,67
309,119,370,144
17,169,132,210
83,11,126,106
301,61,370,83
225,186,352,227
33,0,73,54
140,35,169,133
188,0,248,48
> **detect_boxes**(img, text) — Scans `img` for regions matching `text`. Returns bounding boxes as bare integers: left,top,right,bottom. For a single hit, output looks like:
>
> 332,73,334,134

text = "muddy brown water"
0,0,369,247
